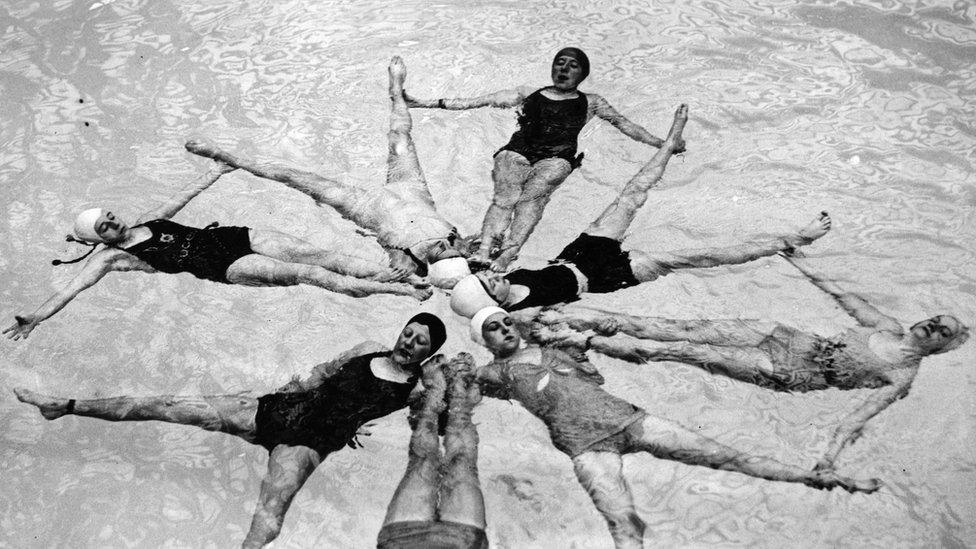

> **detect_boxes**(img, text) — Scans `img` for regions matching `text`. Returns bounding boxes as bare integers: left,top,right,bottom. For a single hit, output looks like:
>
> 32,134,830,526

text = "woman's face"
393,322,433,365
94,210,128,243
551,55,585,91
908,315,968,354
475,271,511,303
482,312,521,355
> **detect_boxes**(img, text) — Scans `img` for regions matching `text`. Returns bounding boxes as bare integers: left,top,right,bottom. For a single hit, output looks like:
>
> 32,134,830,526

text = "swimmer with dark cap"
3,160,434,340
407,47,684,271
15,313,448,547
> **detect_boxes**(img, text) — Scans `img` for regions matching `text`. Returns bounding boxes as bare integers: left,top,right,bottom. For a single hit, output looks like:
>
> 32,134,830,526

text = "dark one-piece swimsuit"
497,87,588,168
123,218,253,283
254,351,418,455
505,233,639,311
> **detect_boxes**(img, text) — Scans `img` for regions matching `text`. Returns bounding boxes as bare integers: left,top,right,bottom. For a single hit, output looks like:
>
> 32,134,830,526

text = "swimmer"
378,353,488,549
470,307,880,549
532,254,970,470
185,57,474,288
3,163,431,341
14,314,447,548
407,47,682,271
450,105,831,317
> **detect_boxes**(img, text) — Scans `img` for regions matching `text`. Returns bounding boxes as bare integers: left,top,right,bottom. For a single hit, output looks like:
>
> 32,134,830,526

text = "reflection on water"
2,0,974,546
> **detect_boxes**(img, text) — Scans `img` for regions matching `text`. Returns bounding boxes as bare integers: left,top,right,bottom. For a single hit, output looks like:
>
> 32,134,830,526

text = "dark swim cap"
553,47,590,80
405,312,447,356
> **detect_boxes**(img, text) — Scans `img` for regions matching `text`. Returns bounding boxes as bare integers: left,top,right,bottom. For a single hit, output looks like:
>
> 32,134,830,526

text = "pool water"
1,0,974,546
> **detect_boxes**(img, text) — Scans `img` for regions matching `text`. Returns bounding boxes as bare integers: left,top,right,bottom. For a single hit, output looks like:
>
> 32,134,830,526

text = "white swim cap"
469,306,509,346
73,208,104,243
428,257,471,289
450,274,499,318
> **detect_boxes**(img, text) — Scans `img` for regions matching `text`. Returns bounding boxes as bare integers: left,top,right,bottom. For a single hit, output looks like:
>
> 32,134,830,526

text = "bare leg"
381,360,446,525
572,451,645,549
386,57,439,204
629,414,881,493
13,388,257,440
248,229,395,280
474,151,533,264
242,444,323,548
184,139,361,215
538,308,778,346
629,213,832,283
225,254,431,300
492,157,573,271
437,355,486,528
585,105,688,241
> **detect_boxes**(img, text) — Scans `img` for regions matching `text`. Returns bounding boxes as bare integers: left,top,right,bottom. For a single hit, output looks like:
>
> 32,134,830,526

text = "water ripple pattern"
1,0,974,547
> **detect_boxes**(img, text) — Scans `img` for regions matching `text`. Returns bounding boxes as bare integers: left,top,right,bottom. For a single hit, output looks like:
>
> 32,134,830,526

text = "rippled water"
2,0,974,547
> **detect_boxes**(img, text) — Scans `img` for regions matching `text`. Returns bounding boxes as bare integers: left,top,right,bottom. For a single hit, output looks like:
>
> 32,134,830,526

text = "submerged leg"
474,151,533,264
492,157,573,271
629,414,881,493
437,354,486,528
184,139,361,216
13,388,257,439
243,444,323,548
225,254,430,300
572,451,645,549
381,359,447,525
585,104,688,241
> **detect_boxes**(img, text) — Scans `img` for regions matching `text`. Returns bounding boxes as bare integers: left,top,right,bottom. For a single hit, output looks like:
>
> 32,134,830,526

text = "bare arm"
474,363,511,400
136,162,236,223
278,341,388,392
816,369,916,470
4,250,131,340
405,86,532,110
781,254,903,332
589,95,666,149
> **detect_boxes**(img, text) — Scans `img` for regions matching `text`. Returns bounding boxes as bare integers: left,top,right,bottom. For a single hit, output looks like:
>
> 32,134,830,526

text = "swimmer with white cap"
4,155,432,341
468,307,881,548
405,47,684,272
447,105,832,318
185,56,472,287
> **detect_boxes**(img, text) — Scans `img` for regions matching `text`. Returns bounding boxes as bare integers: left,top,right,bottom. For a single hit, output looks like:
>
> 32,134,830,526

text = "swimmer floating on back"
470,307,880,549
450,105,831,317
407,47,682,271
3,162,431,340
533,253,969,470
186,57,475,288
15,314,447,548
377,353,488,549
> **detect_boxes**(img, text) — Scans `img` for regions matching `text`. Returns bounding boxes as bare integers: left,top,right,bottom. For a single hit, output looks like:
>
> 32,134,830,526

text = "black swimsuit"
498,87,588,166
124,219,253,283
505,233,640,311
254,352,417,455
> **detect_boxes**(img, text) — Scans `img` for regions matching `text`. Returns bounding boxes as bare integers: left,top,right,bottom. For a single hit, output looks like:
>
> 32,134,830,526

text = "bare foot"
14,388,72,420
665,104,689,152
810,469,882,494
420,359,448,413
389,56,407,95
490,247,519,272
797,211,832,244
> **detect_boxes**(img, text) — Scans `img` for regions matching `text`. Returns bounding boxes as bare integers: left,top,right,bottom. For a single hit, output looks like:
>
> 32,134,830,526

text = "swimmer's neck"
541,87,581,100
370,355,415,383
117,225,152,249
493,344,541,364
504,284,531,307
868,331,921,366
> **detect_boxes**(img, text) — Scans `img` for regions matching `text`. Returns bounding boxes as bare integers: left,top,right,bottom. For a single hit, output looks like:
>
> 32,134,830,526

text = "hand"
536,307,565,326
673,137,687,154
809,469,882,494
370,268,407,283
403,91,422,108
4,315,38,341
402,283,432,301
594,317,620,337
212,161,237,175
355,422,377,438
387,250,418,279
453,233,482,257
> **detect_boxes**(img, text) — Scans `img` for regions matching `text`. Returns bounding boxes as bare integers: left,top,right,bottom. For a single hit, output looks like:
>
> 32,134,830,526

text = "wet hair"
405,312,447,356
553,47,590,81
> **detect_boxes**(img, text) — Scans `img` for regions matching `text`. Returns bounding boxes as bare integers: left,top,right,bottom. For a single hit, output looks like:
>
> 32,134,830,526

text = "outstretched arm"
3,251,124,340
781,254,903,332
405,86,532,110
136,162,236,223
590,95,668,149
816,370,916,470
